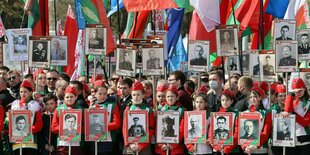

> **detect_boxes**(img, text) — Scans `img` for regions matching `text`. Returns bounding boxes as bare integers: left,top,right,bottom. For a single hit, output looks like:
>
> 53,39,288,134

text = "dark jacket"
177,86,193,111
39,113,57,155
9,82,21,99
76,94,89,108
0,89,16,110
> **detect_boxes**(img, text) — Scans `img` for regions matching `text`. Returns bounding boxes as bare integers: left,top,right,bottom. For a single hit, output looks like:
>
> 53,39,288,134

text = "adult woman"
14,35,27,53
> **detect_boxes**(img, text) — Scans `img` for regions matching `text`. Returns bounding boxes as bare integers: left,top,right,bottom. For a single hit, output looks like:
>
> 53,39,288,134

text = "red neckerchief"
249,104,257,112
19,99,27,108
219,107,226,112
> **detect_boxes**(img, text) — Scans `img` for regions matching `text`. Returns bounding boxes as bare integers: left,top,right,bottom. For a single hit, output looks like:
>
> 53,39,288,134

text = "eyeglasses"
8,76,16,81
47,78,58,81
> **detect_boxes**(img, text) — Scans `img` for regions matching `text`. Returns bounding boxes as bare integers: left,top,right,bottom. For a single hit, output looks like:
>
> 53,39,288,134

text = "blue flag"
107,0,124,17
75,0,86,29
169,34,187,71
266,0,289,19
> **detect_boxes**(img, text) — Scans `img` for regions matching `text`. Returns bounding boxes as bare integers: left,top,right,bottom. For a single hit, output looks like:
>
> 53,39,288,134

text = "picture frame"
210,112,234,146
249,50,260,81
184,111,207,144
116,45,137,77
6,28,32,61
225,55,240,74
238,112,261,146
142,44,164,75
272,114,295,147
85,24,107,55
28,36,51,68
124,110,149,143
59,109,82,142
216,25,239,56
273,19,296,43
84,109,108,142
88,55,105,75
241,51,250,76
297,29,310,60
122,39,152,68
188,40,210,72
2,43,22,72
275,41,298,72
156,111,180,144
9,110,32,143
51,36,68,66
259,50,277,82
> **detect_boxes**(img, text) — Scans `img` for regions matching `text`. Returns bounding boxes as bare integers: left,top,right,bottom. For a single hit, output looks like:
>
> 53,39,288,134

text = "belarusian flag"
122,11,150,39
123,0,192,12
0,16,5,38
24,0,40,29
284,0,310,29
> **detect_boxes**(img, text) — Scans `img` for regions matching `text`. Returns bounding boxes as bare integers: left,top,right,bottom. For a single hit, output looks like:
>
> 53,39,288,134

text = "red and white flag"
56,20,63,36
0,16,5,38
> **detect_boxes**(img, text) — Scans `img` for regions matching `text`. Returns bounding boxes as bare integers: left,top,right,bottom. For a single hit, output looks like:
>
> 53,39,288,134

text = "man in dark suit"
214,116,229,139
263,55,275,75
90,114,104,135
33,42,47,62
229,57,237,70
276,25,293,40
89,29,104,49
298,33,310,54
278,45,296,66
190,45,207,66
240,120,257,139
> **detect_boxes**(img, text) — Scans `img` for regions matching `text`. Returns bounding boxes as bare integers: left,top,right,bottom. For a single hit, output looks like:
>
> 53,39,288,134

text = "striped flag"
123,0,192,12
71,30,85,81
0,16,5,38
56,20,63,36
284,0,310,29
107,0,124,17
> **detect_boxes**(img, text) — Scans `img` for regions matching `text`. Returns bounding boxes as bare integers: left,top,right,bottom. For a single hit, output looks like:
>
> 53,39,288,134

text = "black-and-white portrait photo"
228,56,238,71
188,40,210,72
216,27,238,56
276,119,292,140
161,116,177,137
51,36,67,66
116,46,136,77
128,116,146,137
88,55,105,74
119,49,133,71
89,28,104,49
276,41,298,72
89,114,104,135
239,119,258,140
259,53,277,82
62,114,78,136
188,116,202,138
157,111,180,143
28,37,51,68
32,41,48,62
86,26,107,55
262,55,276,76
190,45,208,66
241,53,250,71
13,35,27,54
142,46,164,75
273,114,295,147
274,20,296,42
213,116,229,140
12,115,29,137
249,51,260,77
297,29,310,60
7,28,32,61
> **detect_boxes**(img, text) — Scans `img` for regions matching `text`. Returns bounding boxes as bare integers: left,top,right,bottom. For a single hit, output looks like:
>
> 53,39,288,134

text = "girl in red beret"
186,93,212,155
156,80,169,110
10,80,43,154
283,78,310,154
156,84,185,155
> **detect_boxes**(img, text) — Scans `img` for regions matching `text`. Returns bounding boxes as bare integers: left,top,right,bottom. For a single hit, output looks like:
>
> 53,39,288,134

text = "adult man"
277,119,292,140
298,34,310,54
206,70,224,112
118,78,133,123
89,29,103,49
263,55,275,75
63,114,77,136
229,57,237,70
0,77,15,109
276,25,292,40
161,116,176,137
278,45,296,66
214,116,229,139
0,66,10,79
33,42,47,62
221,30,234,52
55,79,68,106
190,45,207,66
146,49,160,69
90,114,104,135
7,70,21,99
188,117,202,138
128,117,145,137
119,51,133,71
253,56,260,75
240,120,257,139
13,115,27,136
44,70,59,95
69,81,88,108
51,40,66,60
234,76,253,111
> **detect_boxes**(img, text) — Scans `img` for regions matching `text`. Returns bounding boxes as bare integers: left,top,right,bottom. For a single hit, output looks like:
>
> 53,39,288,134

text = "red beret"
167,85,178,94
292,78,305,91
94,80,105,88
222,89,235,100
251,86,265,98
132,82,144,91
20,80,33,91
271,82,278,92
275,84,286,94
82,82,89,93
65,86,77,96
90,74,103,83
33,69,45,80
156,85,168,92
253,81,268,93
196,85,208,94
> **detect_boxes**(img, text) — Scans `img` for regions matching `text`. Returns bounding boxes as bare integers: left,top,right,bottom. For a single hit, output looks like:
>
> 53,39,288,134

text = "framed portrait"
9,110,32,143
259,50,277,82
216,25,239,56
122,39,151,68
84,109,108,142
275,41,298,72
85,24,107,55
297,29,310,60
184,111,207,144
249,50,260,81
116,45,136,77
28,36,51,68
51,36,68,66
210,112,234,146
273,19,296,43
124,110,149,143
238,112,261,146
88,55,105,75
188,40,210,72
156,111,180,144
241,51,250,75
147,35,164,44
273,114,295,147
6,28,32,61
142,44,164,75
2,43,22,72
225,55,240,74
59,109,82,142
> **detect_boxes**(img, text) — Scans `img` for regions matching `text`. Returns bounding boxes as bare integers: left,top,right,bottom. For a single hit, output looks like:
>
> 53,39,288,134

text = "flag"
123,0,192,12
266,0,289,19
25,0,40,29
284,0,310,29
63,5,79,76
169,35,187,71
75,0,86,29
128,11,150,38
220,0,238,24
122,12,135,38
190,0,220,32
71,30,85,80
234,0,260,33
107,0,124,17
25,0,49,36
0,16,5,38
56,20,63,36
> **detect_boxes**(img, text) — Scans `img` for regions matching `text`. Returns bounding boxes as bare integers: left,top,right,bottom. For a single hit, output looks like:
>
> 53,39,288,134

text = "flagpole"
230,0,237,25
20,10,26,28
116,0,121,43
54,0,57,36
260,0,264,49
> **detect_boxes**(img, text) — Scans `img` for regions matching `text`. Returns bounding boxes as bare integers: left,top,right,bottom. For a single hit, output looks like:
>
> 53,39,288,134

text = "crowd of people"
0,65,309,155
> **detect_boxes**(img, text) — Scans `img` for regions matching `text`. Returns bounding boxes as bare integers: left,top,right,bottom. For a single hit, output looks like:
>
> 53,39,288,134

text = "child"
156,80,168,110
39,94,58,155
10,80,43,154
51,86,84,155
186,93,212,155
156,85,184,155
122,82,155,155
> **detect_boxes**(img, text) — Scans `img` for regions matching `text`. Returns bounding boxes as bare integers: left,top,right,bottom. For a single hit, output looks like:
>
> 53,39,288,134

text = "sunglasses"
47,77,58,81
8,76,16,81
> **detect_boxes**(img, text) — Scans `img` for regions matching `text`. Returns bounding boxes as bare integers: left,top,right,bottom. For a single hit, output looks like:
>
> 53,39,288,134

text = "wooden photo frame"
84,109,108,142
51,36,68,66
249,50,260,81
272,114,295,147
216,25,239,56
85,24,107,55
116,45,136,77
238,112,261,146
275,41,298,72
156,111,180,144
210,112,234,146
297,29,310,60
184,111,207,144
6,28,32,61
142,44,164,75
124,110,149,143
188,40,210,72
9,110,32,143
59,109,82,142
259,50,277,82
28,36,51,68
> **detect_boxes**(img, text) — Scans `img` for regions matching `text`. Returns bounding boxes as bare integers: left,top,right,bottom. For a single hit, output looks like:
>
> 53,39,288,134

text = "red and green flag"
25,0,49,36
123,0,192,12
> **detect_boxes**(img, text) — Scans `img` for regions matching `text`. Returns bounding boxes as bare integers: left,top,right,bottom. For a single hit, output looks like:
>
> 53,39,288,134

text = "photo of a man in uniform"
214,116,229,139
63,114,77,136
276,25,292,40
51,40,66,60
229,57,237,70
90,114,104,135
190,45,207,66
161,116,177,137
263,55,275,76
89,29,103,49
240,120,258,139
298,33,310,54
128,117,145,137
278,45,296,66
220,30,234,52
146,49,160,69
13,115,28,136
119,50,133,71
188,117,202,138
32,42,47,62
